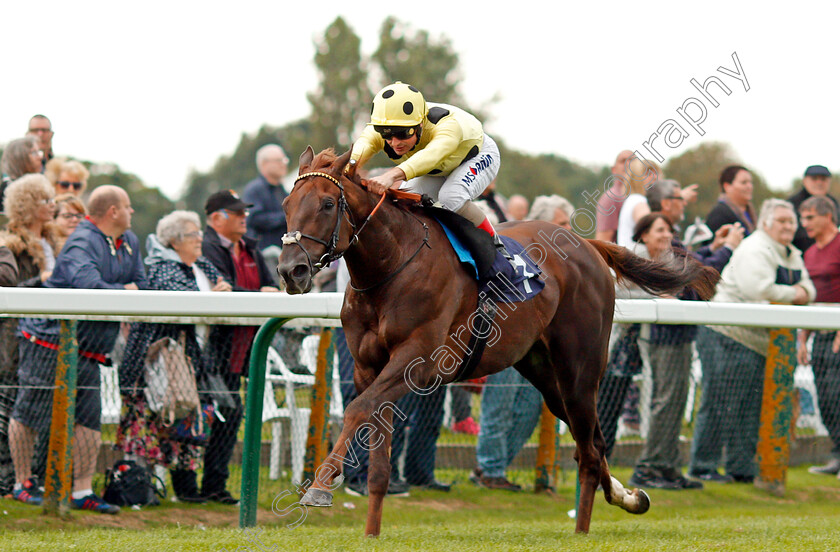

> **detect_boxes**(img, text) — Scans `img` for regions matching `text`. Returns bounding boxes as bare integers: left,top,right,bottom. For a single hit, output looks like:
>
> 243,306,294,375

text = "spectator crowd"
0,114,838,519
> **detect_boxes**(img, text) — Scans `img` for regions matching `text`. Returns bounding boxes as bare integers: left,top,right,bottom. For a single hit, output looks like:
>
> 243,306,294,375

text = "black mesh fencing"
596,322,836,488
1,312,836,512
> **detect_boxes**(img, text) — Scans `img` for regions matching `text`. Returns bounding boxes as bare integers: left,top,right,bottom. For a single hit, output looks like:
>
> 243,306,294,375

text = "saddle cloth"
430,207,545,304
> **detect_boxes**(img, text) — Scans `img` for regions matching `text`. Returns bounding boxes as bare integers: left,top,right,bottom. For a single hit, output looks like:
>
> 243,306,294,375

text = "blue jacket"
19,219,147,356
242,174,288,250
648,238,733,346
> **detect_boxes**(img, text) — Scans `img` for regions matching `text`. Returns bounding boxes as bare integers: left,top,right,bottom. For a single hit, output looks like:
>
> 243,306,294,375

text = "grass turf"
2,467,840,551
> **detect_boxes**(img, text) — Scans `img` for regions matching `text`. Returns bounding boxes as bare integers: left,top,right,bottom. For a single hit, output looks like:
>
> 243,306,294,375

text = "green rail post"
240,317,290,529
42,319,78,518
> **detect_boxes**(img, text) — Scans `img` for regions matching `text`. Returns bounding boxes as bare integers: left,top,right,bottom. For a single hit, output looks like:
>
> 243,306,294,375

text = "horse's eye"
323,200,335,210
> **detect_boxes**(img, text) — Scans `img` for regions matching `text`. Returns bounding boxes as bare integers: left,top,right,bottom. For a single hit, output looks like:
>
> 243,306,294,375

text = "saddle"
380,186,544,300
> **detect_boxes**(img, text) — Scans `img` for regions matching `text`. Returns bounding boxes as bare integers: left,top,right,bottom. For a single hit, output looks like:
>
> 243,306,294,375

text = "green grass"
3,467,840,551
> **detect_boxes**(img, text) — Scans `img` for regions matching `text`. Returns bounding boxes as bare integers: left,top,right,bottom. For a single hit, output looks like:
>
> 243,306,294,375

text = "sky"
2,1,837,201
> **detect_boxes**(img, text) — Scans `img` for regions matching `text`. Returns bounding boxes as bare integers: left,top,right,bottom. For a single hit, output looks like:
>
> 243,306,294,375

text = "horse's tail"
587,240,720,300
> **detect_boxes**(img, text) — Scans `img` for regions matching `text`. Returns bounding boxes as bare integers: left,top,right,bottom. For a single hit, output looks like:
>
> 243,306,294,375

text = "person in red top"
595,150,634,242
797,196,840,476
200,190,279,504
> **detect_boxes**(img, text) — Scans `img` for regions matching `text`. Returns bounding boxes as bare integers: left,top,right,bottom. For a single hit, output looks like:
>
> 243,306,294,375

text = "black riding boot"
171,469,206,503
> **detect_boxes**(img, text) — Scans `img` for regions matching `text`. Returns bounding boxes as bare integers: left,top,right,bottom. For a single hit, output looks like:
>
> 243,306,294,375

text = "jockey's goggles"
374,125,416,141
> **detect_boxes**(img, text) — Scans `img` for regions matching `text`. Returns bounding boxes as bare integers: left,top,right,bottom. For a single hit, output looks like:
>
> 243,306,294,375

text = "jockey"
350,81,514,263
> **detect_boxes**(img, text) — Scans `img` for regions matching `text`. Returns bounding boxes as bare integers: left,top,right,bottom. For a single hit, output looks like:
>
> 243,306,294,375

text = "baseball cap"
804,165,831,178
205,189,253,215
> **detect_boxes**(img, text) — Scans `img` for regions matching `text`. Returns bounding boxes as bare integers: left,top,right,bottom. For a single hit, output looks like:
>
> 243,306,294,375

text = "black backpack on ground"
103,459,166,507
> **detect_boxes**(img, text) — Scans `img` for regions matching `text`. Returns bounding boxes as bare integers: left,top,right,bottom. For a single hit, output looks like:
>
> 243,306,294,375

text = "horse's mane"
305,147,425,218
309,148,340,171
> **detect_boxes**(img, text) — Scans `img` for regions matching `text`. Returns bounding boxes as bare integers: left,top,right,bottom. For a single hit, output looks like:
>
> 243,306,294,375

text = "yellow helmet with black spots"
370,82,426,127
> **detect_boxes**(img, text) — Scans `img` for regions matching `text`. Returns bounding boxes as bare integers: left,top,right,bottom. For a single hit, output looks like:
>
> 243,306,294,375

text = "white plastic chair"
100,364,122,424
263,336,343,483
794,364,829,436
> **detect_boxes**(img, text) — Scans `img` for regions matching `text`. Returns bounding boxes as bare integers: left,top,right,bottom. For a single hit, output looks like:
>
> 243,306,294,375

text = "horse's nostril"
291,264,309,280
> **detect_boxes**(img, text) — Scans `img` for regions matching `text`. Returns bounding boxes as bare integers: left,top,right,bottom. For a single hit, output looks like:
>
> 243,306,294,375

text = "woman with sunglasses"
350,82,511,261
44,158,89,198
53,194,87,253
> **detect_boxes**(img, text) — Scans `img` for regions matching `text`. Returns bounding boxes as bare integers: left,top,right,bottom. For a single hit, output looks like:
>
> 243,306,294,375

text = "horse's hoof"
300,488,333,507
633,489,651,515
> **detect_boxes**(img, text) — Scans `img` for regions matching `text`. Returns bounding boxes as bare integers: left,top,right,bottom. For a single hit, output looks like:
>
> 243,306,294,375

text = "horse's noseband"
281,171,356,277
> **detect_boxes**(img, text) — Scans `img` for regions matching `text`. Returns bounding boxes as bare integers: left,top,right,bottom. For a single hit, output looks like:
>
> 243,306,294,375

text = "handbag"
143,332,201,427
103,460,166,507
198,372,236,410
170,403,215,446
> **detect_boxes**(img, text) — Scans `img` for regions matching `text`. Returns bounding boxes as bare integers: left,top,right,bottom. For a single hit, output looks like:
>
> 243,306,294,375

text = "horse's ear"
335,147,354,176
299,146,315,173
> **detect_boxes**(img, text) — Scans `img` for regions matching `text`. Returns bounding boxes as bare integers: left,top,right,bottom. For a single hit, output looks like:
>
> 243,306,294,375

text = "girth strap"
453,296,498,383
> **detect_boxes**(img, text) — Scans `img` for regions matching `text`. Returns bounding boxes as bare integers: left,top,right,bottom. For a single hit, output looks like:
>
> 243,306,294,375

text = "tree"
496,140,602,212
663,142,777,224
179,16,602,229
306,17,370,150
373,17,465,108
179,120,314,214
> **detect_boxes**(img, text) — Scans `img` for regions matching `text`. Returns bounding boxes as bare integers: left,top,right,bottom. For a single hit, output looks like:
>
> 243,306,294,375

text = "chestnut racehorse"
277,147,719,537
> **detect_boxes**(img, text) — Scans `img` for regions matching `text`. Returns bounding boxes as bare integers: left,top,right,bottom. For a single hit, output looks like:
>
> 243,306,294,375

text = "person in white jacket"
689,198,816,484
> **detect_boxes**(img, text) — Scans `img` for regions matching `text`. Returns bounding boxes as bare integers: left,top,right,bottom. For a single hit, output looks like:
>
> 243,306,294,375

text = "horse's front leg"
300,361,414,517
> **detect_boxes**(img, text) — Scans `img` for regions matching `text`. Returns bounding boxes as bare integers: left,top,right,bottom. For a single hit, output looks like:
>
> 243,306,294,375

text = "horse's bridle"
281,171,357,276
281,170,430,292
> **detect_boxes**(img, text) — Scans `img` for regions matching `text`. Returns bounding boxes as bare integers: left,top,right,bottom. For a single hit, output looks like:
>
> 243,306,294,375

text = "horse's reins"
281,171,430,292
349,207,430,293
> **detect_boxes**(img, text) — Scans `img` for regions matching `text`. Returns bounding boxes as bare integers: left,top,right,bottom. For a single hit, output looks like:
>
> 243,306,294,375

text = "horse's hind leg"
518,339,648,534
515,344,603,532
515,346,595,532
600,455,650,516
555,357,650,525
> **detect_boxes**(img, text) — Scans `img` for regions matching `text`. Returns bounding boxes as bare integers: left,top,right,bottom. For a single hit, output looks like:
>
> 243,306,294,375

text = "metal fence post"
42,319,77,518
240,317,290,529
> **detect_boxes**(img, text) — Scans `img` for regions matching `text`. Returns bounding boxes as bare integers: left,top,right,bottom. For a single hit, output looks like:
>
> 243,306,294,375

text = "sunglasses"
58,212,85,221
221,209,248,218
374,126,416,140
57,181,83,191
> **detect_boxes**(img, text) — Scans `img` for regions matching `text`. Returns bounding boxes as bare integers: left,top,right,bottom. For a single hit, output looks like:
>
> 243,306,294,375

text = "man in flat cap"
199,190,279,505
788,165,838,252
